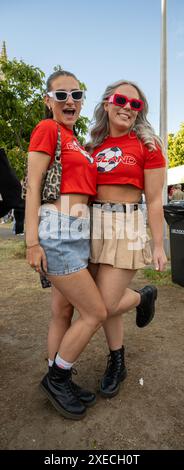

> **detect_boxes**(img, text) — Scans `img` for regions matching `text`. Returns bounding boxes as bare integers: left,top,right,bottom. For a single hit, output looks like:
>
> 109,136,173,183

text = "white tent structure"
168,165,184,186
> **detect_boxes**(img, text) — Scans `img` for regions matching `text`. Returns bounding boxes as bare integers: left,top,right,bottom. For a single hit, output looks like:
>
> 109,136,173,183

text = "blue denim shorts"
38,208,90,275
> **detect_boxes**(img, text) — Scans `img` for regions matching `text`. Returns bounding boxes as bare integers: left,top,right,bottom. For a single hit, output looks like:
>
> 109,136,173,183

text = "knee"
105,301,120,317
98,307,108,325
90,305,107,329
51,297,73,322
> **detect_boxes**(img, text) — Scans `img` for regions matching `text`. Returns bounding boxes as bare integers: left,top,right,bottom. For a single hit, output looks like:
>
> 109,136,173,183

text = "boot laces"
63,377,78,398
70,368,82,394
58,369,79,398
105,353,121,377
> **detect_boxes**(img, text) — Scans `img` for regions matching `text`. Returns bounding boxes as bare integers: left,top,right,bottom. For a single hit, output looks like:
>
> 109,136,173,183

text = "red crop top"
92,132,166,190
29,119,97,195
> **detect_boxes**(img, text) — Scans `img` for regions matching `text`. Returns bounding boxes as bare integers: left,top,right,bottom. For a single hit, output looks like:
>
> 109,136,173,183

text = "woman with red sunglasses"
86,79,167,398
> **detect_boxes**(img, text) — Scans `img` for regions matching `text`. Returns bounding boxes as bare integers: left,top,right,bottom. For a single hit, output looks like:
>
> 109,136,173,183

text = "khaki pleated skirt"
90,205,152,270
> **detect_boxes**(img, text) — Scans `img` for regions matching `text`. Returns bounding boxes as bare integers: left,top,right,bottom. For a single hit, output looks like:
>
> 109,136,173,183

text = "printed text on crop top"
29,119,97,195
92,132,166,190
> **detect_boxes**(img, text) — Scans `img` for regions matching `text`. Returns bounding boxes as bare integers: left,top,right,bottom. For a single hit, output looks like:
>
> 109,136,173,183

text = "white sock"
48,358,54,367
55,353,74,370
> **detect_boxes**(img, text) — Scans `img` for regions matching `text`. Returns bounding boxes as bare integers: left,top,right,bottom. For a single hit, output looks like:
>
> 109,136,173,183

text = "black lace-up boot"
136,285,158,328
99,346,127,398
40,362,86,419
48,366,96,407
69,368,96,407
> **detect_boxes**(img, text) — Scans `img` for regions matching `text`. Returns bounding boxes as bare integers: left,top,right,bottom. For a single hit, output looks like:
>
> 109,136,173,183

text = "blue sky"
1,0,184,135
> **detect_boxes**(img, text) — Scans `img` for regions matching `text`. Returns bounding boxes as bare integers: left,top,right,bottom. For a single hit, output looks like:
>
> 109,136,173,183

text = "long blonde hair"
89,80,163,151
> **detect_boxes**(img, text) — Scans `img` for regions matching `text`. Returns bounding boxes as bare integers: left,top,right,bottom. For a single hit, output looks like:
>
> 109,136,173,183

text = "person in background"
0,148,25,234
168,185,174,201
170,184,184,201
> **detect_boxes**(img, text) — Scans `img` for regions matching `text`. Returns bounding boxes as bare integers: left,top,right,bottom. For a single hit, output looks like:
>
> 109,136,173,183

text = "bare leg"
47,262,100,361
48,268,107,363
93,264,138,397
95,264,139,351
103,315,124,351
48,286,73,361
96,264,139,317
41,268,105,419
89,262,136,350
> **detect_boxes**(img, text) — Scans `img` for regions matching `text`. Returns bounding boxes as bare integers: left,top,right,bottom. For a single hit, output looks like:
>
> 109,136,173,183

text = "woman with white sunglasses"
26,70,107,420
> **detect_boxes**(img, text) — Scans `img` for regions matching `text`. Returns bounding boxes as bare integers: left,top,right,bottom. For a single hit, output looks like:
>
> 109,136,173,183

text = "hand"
152,246,167,272
26,244,47,273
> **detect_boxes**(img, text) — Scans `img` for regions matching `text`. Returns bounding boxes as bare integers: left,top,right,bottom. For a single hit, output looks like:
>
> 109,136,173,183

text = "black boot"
136,285,158,328
40,362,86,420
48,366,96,407
99,346,127,398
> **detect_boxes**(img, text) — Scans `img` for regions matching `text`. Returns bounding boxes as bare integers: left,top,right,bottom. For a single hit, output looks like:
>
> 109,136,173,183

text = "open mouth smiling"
117,113,131,119
63,109,76,116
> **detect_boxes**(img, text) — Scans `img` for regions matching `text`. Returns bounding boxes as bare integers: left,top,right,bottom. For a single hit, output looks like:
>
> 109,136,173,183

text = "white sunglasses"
47,90,85,102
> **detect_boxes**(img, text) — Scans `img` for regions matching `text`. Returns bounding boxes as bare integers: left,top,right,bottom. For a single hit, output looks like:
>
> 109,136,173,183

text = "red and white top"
92,131,166,190
29,119,97,195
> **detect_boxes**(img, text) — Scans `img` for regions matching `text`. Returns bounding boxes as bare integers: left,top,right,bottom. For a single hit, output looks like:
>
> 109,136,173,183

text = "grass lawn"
142,267,173,286
0,238,25,261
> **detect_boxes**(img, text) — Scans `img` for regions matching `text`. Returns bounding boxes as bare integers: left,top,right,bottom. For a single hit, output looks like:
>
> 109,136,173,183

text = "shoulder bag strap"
53,123,62,163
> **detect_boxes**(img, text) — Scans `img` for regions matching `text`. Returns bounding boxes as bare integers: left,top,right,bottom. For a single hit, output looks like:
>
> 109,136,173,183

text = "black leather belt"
90,201,138,213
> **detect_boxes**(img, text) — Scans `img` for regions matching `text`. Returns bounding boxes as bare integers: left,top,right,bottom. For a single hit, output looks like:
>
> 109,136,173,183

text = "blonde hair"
89,80,163,152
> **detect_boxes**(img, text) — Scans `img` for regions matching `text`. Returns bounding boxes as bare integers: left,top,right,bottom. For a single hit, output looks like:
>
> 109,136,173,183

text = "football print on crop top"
92,132,166,190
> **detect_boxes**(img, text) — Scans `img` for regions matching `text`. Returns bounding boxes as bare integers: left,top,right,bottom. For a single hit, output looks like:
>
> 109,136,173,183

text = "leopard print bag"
22,125,62,203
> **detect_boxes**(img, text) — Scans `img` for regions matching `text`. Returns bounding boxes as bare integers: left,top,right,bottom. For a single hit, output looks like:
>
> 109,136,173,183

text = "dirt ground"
0,228,184,451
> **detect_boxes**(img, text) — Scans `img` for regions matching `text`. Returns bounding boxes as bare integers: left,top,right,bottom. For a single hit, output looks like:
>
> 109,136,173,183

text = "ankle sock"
55,353,74,370
48,359,54,367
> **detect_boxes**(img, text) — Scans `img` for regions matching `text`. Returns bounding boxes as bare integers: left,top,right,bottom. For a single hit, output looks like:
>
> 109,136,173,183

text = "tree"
168,133,175,168
168,123,184,168
0,58,45,179
0,60,89,179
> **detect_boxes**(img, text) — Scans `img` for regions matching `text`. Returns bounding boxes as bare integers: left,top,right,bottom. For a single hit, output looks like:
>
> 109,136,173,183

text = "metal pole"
160,0,169,255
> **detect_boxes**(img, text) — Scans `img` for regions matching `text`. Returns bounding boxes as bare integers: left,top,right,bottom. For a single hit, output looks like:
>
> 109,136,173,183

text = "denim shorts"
38,208,90,275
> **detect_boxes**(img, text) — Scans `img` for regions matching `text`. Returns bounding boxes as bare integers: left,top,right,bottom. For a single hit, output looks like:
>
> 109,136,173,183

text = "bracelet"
26,243,40,249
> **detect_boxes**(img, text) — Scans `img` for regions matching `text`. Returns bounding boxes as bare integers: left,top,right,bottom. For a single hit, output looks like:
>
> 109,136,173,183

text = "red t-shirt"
28,119,97,195
92,132,166,190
